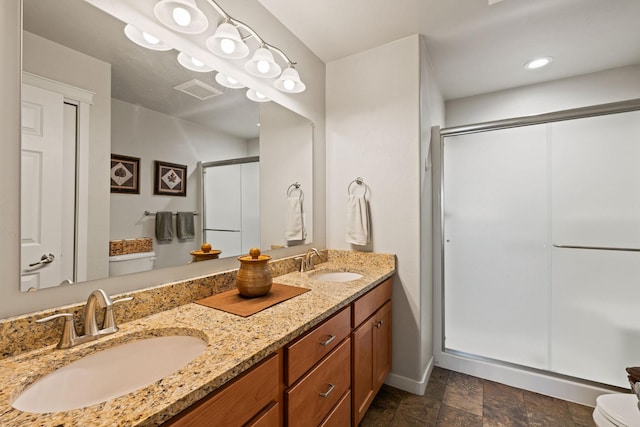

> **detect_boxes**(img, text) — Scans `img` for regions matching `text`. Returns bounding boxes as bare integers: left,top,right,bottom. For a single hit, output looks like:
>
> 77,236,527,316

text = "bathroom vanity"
0,250,395,426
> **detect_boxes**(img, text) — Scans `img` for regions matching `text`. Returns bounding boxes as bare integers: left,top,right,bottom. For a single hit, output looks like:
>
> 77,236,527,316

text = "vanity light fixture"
206,21,250,59
245,46,282,78
130,0,307,99
177,52,214,72
524,56,553,70
246,88,270,103
274,66,306,93
153,0,209,34
124,24,172,51
215,72,245,89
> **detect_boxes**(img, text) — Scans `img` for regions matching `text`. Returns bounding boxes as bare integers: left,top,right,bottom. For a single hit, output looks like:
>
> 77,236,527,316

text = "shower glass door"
443,125,550,370
442,109,640,388
202,160,259,258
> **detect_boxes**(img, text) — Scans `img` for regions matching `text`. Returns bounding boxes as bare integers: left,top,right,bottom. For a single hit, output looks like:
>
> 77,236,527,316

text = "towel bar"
144,211,199,216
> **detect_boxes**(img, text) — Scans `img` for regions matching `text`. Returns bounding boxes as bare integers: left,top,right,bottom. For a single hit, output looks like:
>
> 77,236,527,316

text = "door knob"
29,253,55,267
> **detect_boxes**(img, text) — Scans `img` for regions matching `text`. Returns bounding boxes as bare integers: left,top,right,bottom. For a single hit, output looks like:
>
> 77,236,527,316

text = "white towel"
346,193,369,245
285,196,305,241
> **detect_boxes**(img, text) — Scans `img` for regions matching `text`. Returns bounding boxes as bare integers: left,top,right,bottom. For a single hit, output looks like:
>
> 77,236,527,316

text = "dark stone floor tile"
523,390,575,427
369,384,408,413
443,372,484,416
396,393,441,424
483,380,525,408
391,410,437,427
482,395,528,427
436,404,483,427
566,401,596,427
430,367,451,385
425,376,448,402
360,404,397,427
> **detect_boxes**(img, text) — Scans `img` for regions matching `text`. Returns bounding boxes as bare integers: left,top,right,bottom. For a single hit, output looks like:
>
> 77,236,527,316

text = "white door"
21,84,75,291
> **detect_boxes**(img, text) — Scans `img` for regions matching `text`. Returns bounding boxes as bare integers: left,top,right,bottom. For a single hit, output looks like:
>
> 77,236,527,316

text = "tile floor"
361,367,597,426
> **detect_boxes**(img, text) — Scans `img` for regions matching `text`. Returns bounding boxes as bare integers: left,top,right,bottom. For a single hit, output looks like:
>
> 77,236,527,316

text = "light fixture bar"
203,0,296,66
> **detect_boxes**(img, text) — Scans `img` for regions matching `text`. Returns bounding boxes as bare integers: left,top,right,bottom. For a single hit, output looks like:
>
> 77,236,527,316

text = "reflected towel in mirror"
285,196,305,241
176,212,194,239
155,211,174,241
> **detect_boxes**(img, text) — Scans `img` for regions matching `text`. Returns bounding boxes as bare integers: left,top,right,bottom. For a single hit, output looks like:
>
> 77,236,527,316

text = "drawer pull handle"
375,320,383,329
319,383,335,398
320,335,336,346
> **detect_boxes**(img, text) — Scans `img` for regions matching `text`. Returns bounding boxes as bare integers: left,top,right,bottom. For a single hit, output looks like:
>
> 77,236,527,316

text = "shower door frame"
200,156,260,257
432,97,640,406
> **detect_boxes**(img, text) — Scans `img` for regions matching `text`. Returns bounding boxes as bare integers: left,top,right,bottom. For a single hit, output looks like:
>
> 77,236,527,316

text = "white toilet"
108,251,156,276
593,394,640,427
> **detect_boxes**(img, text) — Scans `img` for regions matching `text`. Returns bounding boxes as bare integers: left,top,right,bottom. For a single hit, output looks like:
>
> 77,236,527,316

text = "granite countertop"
0,252,395,427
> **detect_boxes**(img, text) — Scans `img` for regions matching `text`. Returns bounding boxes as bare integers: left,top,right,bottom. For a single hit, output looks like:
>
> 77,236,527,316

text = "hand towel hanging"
155,211,174,242
285,196,305,241
176,211,195,239
346,193,369,245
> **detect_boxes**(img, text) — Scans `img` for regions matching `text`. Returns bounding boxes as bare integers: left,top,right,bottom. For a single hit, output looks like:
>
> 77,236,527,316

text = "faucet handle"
102,296,134,333
36,313,78,349
294,256,306,272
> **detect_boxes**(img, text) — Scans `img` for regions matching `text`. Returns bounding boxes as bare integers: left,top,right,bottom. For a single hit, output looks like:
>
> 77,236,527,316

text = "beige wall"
110,99,251,269
259,102,313,250
446,64,640,126
326,34,444,394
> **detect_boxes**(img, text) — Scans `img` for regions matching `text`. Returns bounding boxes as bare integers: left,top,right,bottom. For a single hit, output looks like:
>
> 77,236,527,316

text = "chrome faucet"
296,248,321,272
36,289,133,349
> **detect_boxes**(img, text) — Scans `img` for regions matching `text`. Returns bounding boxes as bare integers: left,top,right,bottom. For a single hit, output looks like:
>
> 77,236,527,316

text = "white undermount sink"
310,270,363,282
12,334,207,413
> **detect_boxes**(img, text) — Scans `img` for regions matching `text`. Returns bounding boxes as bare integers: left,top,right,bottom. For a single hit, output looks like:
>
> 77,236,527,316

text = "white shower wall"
442,109,640,389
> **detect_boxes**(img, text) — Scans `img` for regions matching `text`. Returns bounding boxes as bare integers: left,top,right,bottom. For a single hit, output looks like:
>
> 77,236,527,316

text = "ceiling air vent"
173,79,223,101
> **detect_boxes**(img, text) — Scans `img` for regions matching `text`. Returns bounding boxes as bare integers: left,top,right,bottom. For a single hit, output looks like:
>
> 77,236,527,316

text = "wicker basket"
110,238,153,256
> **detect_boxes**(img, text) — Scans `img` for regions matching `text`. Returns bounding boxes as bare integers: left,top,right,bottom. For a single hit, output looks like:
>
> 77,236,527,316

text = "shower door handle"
552,244,640,252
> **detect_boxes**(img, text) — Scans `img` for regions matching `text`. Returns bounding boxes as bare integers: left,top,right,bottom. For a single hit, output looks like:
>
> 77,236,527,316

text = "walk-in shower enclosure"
433,99,640,403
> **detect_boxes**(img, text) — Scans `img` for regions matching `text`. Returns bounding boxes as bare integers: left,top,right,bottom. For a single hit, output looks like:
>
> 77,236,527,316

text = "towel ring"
347,177,369,197
287,182,303,200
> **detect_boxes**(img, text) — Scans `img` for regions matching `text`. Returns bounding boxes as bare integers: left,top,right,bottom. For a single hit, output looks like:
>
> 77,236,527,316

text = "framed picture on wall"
110,154,140,194
154,161,187,197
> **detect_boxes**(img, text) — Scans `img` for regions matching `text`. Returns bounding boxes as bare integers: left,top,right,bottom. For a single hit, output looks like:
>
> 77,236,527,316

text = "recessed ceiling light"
524,57,553,70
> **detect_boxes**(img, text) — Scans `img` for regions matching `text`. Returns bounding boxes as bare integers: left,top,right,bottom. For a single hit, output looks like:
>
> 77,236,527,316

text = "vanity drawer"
246,401,280,427
285,306,351,385
352,278,392,327
285,338,351,427
165,351,280,427
319,390,351,427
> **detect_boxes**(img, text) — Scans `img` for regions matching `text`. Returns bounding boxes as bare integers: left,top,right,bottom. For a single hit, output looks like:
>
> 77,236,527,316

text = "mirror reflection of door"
21,83,76,291
202,159,260,258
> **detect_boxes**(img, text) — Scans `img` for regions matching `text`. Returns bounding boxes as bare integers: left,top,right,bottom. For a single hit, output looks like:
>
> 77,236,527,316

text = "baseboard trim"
384,356,434,395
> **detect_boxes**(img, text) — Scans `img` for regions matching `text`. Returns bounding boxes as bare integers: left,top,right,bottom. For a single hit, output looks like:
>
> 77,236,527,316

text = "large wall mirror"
20,0,313,292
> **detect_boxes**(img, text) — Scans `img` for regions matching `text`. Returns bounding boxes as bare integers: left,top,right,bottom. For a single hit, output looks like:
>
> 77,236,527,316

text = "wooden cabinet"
351,278,392,426
285,339,351,426
165,277,393,427
285,307,352,426
285,307,351,386
164,351,282,427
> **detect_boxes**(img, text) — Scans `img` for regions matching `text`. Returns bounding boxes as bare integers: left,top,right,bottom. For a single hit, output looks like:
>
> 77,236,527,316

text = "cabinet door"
352,301,392,426
352,317,375,426
373,301,392,388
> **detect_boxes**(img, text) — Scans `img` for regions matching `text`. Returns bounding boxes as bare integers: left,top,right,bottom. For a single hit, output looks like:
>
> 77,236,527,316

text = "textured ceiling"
257,0,640,99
